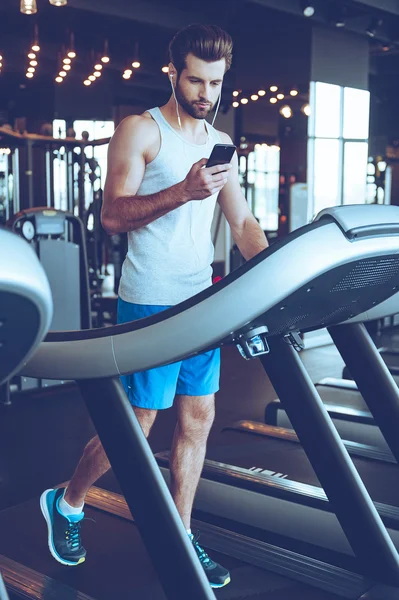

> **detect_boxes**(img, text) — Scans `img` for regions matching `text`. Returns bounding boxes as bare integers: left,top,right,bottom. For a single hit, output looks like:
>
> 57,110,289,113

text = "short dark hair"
169,24,233,75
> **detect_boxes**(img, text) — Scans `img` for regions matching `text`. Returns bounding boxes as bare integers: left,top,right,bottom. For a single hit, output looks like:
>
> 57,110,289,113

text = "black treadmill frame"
77,378,215,600
259,334,399,586
329,323,399,465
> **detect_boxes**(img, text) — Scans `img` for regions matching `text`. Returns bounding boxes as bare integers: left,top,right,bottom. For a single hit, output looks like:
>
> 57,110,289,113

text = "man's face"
173,53,225,120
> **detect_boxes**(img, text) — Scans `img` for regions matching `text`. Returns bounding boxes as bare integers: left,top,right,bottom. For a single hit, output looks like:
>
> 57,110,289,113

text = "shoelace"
64,521,82,550
191,532,212,566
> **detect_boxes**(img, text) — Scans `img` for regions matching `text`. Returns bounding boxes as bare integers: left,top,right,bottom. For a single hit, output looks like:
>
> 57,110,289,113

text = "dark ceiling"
0,0,399,110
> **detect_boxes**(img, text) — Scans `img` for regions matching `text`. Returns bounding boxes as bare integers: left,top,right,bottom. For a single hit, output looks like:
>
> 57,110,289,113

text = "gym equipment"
7,207,91,393
2,204,398,599
266,290,399,452
344,346,399,378
0,227,52,386
0,227,52,600
266,375,399,453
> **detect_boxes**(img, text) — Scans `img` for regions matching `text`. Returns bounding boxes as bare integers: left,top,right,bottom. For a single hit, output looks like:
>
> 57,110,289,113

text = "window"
240,144,280,231
308,83,369,219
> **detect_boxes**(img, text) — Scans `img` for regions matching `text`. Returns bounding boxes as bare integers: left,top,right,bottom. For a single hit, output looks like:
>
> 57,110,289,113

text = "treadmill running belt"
317,386,368,412
206,430,399,508
0,495,345,600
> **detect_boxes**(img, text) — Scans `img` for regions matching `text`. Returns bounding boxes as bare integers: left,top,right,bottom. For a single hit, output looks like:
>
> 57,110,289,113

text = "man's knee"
177,395,215,438
133,406,158,437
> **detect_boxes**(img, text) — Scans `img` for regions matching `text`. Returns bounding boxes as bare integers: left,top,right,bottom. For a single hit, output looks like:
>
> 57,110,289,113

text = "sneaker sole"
210,576,231,589
40,489,85,567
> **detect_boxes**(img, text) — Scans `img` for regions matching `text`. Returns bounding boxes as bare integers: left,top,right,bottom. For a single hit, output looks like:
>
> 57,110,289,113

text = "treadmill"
3,204,399,599
0,228,53,600
264,291,399,453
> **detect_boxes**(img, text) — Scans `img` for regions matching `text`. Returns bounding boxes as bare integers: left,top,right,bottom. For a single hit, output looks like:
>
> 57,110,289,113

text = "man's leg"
169,394,215,529
65,407,157,507
40,407,157,566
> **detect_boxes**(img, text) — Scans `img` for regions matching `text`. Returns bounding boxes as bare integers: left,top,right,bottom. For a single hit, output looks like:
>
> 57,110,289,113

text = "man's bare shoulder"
112,113,159,152
217,130,233,144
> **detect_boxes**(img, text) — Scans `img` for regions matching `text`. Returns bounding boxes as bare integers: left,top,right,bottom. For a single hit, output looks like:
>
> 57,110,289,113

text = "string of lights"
122,42,140,80
26,45,40,79
83,41,110,86
232,86,300,107
55,34,76,84
231,86,309,117
84,57,104,86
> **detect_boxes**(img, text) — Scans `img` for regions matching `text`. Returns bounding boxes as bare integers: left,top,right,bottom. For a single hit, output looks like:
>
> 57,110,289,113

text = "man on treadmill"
40,23,268,589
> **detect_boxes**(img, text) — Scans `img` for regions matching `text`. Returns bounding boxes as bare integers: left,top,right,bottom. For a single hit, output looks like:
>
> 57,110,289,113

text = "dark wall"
311,26,369,90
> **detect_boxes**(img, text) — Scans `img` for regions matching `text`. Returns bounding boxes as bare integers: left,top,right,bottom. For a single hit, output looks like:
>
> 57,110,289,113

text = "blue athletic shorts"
117,297,221,409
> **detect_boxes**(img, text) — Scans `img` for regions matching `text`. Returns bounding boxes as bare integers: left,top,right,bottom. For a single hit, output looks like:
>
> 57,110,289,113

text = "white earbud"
169,72,182,131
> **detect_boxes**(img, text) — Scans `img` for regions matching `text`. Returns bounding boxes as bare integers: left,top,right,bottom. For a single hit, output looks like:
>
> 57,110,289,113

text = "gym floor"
0,329,397,599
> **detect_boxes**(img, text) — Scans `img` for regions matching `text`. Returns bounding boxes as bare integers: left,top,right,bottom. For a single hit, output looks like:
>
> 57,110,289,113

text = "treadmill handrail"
20,209,399,381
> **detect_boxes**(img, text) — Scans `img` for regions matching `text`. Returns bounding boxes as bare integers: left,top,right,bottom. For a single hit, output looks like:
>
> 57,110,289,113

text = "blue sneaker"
40,488,86,566
190,531,231,588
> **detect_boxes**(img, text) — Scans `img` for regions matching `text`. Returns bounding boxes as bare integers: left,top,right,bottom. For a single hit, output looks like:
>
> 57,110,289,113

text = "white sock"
58,493,84,517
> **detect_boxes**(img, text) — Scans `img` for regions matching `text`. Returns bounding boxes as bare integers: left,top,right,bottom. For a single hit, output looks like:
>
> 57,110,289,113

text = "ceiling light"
270,97,278,104
123,73,131,79
94,71,101,77
251,94,259,101
88,75,96,81
27,67,35,73
301,103,311,116
59,71,67,77
55,76,63,83
67,51,76,58
270,86,278,92
232,91,239,97
258,90,266,96
32,44,40,52
63,58,71,64
232,102,239,108
27,52,36,59
277,93,284,100
84,80,91,86
162,66,169,73
94,64,102,70
26,72,34,78
63,64,71,71
30,60,38,67
20,0,37,14
240,98,249,104
101,40,109,64
49,0,67,5
300,1,315,17
290,89,299,96
124,69,132,75
132,61,140,68
280,105,293,118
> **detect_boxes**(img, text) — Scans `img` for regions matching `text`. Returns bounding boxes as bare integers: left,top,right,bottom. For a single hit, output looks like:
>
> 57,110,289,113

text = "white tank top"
118,106,222,305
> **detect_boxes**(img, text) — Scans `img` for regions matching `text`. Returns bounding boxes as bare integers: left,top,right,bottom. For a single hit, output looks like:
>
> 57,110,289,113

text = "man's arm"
217,133,268,260
102,116,231,236
101,116,186,235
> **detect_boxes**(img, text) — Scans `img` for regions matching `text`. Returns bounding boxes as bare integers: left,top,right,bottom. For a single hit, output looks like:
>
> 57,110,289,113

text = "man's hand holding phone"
181,143,236,202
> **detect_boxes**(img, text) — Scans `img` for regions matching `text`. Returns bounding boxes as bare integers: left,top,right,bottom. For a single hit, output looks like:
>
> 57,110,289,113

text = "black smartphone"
206,143,236,168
